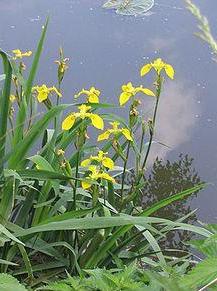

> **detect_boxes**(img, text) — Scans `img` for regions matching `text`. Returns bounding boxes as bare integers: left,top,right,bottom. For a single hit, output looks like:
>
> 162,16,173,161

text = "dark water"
1,0,217,222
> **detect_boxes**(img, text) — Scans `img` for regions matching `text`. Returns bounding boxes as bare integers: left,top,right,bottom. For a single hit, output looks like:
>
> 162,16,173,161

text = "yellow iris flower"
9,95,16,103
81,150,114,170
82,165,115,189
32,84,62,103
119,82,155,106
75,86,101,103
12,49,32,60
62,104,104,131
140,58,175,79
98,121,132,142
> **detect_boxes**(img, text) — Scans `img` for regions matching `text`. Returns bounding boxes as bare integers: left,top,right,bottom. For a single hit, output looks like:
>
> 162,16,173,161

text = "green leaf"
189,233,217,258
17,244,33,279
180,257,217,290
12,19,49,147
39,207,98,224
0,50,12,179
17,169,76,181
0,273,28,291
89,184,205,267
141,183,205,216
15,215,170,237
0,177,15,221
0,224,24,245
8,104,68,169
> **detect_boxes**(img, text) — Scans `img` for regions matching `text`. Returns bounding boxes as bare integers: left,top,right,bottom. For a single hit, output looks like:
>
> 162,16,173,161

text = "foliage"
0,273,27,291
185,0,217,60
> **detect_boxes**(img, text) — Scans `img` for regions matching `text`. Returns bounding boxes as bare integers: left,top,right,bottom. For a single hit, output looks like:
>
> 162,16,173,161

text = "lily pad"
103,0,154,16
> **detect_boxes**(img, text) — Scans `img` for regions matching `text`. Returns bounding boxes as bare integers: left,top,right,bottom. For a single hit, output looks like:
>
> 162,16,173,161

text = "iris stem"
73,150,80,210
141,75,161,170
120,140,131,210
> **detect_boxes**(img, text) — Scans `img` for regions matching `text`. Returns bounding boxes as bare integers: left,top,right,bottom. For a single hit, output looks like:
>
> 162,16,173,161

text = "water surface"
1,0,217,221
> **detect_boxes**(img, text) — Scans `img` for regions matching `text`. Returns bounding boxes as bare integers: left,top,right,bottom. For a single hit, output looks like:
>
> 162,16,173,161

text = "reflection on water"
140,80,200,165
142,154,201,250
124,154,201,251
0,0,217,221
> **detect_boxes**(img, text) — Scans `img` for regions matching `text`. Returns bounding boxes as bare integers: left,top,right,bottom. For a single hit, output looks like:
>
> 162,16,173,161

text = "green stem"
120,140,131,209
135,75,162,187
73,150,80,210
136,123,146,176
142,75,162,170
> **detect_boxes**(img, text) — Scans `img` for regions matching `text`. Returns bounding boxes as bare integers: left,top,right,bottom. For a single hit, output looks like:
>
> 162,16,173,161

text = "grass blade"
0,51,12,180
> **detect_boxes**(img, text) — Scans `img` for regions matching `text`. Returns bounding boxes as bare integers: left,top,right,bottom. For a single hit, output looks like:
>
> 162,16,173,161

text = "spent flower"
55,47,69,83
12,49,32,60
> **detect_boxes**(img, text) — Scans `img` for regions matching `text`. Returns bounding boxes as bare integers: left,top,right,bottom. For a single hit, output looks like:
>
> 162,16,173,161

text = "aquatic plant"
103,0,154,16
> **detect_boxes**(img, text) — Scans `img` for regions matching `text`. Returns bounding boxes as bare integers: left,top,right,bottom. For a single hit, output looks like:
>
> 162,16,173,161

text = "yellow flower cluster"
29,57,174,192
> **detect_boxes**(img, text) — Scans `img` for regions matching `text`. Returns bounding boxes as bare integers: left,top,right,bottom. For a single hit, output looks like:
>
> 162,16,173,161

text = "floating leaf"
103,0,154,16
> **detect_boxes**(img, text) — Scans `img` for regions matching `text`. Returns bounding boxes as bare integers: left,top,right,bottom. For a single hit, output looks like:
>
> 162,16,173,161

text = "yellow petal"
81,181,92,189
126,82,134,90
37,91,48,103
119,92,132,106
90,87,100,96
51,87,62,97
97,130,111,141
164,64,175,79
81,159,91,167
88,94,99,103
102,157,114,170
139,88,155,96
12,49,21,55
100,173,115,183
121,129,133,141
140,64,152,77
24,51,32,57
62,114,76,130
90,114,104,130
74,89,86,98
122,84,128,91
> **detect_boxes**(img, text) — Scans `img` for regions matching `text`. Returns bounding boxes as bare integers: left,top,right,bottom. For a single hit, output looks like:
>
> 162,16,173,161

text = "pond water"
1,0,217,222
